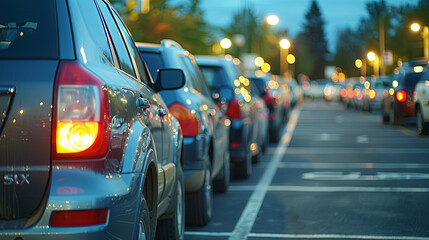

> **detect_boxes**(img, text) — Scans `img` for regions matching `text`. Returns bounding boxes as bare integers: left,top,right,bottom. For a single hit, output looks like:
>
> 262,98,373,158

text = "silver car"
0,0,185,239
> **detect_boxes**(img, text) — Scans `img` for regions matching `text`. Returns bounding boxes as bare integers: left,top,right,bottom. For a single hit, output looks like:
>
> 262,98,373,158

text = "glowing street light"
411,23,421,32
287,54,295,64
220,38,232,50
410,22,429,60
266,15,279,26
254,57,264,67
279,38,291,78
355,59,363,69
367,51,379,77
279,38,291,50
367,51,376,62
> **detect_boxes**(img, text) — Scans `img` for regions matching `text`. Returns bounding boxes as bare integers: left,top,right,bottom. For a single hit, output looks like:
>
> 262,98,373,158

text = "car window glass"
98,0,136,78
404,72,423,88
0,0,58,59
190,57,212,97
140,52,165,81
110,9,150,85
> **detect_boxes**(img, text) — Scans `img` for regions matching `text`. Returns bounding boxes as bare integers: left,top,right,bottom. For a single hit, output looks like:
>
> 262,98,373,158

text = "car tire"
135,196,151,240
234,149,252,179
390,104,401,126
416,107,429,135
213,151,230,193
185,161,212,226
382,103,390,123
155,163,185,240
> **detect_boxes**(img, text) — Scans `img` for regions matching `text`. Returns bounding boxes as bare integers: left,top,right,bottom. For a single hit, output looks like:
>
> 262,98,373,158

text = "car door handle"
137,97,150,110
158,109,167,116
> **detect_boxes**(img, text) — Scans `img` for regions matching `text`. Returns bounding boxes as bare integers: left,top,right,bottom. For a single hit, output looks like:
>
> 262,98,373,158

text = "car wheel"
382,103,390,123
252,146,261,163
390,104,401,126
416,107,429,135
234,149,252,179
155,163,185,240
185,161,212,226
136,196,151,240
213,151,230,193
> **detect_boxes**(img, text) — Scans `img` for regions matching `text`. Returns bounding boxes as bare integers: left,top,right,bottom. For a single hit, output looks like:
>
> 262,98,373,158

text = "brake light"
348,88,354,99
340,88,347,98
369,89,377,99
50,209,108,227
169,102,201,136
396,90,406,102
226,96,243,120
231,141,241,148
263,92,277,108
54,61,110,159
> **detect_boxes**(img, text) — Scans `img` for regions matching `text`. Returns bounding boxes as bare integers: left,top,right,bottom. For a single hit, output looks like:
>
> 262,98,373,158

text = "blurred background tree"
298,0,329,79
115,0,215,54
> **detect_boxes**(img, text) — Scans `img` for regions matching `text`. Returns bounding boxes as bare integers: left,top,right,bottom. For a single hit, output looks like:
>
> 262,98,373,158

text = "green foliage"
333,0,429,76
299,0,329,79
117,0,215,54
332,28,364,77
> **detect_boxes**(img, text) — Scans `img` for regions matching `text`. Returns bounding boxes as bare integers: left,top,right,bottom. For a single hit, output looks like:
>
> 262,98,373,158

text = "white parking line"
285,147,429,154
255,162,429,169
185,231,429,239
228,185,429,193
227,108,301,240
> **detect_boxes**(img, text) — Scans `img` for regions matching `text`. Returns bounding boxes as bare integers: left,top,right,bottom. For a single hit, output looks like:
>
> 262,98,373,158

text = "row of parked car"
0,0,301,239
322,60,429,136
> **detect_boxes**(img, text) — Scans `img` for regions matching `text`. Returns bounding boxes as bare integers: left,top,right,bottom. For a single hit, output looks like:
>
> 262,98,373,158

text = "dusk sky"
175,0,419,52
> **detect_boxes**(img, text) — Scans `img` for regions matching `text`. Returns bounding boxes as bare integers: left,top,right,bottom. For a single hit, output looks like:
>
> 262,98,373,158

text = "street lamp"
220,38,232,54
411,23,429,60
266,15,279,26
367,51,379,77
279,38,291,78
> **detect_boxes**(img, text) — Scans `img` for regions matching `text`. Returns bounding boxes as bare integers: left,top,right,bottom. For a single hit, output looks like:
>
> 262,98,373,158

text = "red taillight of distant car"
340,88,347,98
53,61,110,160
347,88,354,99
169,102,201,136
50,209,108,227
226,96,243,120
396,90,406,102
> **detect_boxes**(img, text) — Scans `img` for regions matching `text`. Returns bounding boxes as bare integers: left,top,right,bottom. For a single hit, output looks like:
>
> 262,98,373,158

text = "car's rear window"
0,0,58,59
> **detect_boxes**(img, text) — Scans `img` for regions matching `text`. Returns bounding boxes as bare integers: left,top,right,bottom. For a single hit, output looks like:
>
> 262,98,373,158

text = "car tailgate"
0,60,58,224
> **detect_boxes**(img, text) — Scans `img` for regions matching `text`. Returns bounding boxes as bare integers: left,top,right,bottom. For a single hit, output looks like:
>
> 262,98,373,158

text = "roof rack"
161,39,183,49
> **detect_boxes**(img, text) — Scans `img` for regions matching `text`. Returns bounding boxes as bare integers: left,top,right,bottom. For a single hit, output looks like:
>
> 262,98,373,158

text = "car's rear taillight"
226,96,243,120
340,88,347,98
169,102,201,136
396,90,406,102
263,93,277,108
347,88,354,99
369,89,377,99
50,209,108,227
54,61,110,159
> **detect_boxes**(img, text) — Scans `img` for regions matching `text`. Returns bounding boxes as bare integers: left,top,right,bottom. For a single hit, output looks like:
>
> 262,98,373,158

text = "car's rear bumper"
182,134,209,192
0,168,143,239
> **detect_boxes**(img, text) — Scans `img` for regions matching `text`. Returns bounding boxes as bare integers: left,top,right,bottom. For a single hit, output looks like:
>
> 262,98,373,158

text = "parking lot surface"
185,100,429,240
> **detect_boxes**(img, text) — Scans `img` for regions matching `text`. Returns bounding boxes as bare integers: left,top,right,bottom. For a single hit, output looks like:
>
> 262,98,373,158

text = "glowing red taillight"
226,96,243,120
348,88,354,99
340,88,347,98
50,209,108,227
54,61,110,160
169,102,201,136
263,93,277,109
396,90,406,102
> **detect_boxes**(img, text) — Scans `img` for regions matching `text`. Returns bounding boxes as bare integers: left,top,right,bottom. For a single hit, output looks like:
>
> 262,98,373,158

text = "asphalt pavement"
185,99,429,240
